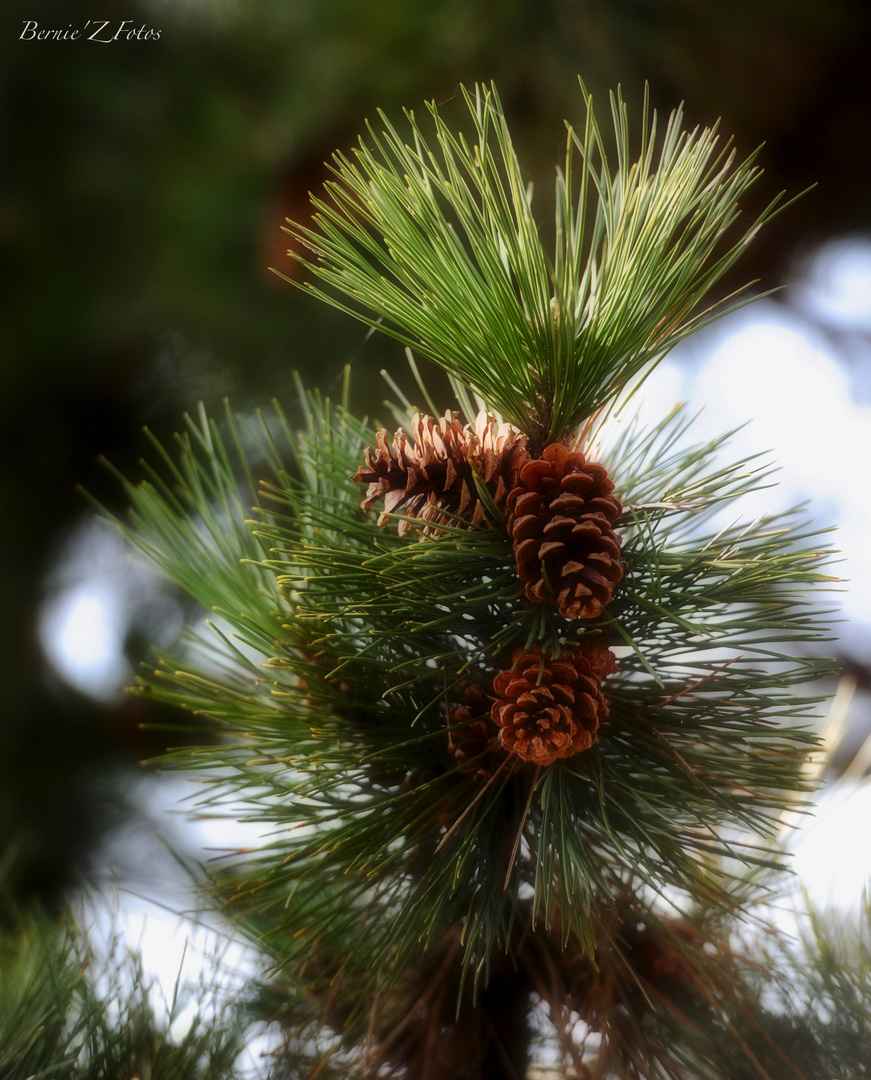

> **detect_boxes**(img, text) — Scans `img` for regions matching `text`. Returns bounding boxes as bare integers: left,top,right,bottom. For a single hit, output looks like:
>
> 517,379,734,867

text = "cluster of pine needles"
56,79,856,1077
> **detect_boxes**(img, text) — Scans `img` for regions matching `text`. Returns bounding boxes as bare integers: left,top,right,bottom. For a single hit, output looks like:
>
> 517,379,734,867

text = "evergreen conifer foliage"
108,83,836,1077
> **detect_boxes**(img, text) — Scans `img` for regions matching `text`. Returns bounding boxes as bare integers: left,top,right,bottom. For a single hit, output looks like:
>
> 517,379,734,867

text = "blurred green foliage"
0,900,257,1079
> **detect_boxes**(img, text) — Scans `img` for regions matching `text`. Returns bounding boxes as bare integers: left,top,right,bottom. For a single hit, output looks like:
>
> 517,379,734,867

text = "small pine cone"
352,411,528,537
507,443,624,619
447,684,501,778
491,643,617,765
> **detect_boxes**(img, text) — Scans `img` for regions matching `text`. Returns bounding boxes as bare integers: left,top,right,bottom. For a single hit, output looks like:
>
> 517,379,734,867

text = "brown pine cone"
491,643,617,765
352,411,528,537
507,443,623,619
447,683,502,778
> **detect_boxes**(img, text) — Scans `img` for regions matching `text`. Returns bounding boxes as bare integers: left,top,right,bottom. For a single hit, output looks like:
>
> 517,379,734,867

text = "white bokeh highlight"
40,583,132,702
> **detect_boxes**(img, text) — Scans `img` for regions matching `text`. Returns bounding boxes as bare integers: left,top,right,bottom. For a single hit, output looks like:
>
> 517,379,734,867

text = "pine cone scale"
560,474,596,494
550,493,590,514
543,517,576,537
527,579,552,602
515,537,543,572
513,491,542,516
569,522,607,541
538,540,566,559
511,515,543,541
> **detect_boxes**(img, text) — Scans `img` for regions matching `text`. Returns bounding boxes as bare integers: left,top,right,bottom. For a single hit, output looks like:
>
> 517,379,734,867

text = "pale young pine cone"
352,410,528,537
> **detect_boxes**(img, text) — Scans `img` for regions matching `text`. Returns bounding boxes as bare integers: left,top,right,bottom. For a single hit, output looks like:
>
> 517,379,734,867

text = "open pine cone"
491,642,617,765
507,443,624,619
352,411,528,537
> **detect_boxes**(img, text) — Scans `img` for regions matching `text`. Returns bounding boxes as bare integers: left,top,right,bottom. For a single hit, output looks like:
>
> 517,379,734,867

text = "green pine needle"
100,386,836,1004
94,79,838,1072
280,80,793,448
